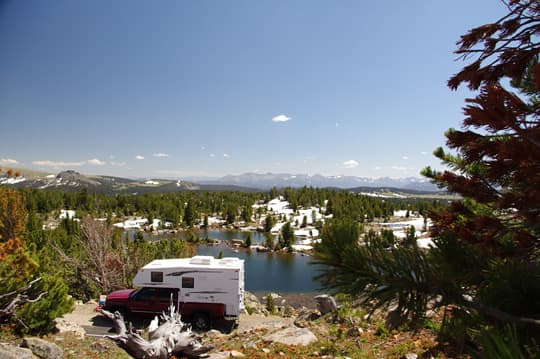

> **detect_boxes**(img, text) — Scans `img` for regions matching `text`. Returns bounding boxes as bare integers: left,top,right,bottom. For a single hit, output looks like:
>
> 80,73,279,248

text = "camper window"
151,271,163,282
182,277,194,288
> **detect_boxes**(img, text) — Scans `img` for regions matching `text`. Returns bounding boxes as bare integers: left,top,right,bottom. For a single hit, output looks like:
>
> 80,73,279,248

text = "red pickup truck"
102,287,225,331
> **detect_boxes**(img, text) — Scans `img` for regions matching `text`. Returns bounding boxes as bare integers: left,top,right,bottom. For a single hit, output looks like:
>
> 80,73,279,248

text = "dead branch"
0,277,48,320
100,303,212,359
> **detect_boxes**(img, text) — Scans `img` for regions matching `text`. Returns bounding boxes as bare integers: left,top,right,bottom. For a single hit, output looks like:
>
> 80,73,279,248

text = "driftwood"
100,302,212,359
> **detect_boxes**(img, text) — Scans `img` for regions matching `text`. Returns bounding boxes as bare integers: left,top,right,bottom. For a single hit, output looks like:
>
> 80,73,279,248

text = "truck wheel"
191,313,211,331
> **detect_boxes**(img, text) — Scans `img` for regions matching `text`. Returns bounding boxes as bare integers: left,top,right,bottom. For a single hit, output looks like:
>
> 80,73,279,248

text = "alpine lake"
141,229,322,294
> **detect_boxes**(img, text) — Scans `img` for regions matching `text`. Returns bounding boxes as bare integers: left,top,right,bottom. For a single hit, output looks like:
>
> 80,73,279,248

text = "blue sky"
0,1,507,179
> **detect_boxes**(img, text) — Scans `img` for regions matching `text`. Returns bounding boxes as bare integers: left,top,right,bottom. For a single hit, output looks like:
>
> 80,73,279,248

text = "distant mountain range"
184,172,440,192
0,169,441,194
0,170,200,194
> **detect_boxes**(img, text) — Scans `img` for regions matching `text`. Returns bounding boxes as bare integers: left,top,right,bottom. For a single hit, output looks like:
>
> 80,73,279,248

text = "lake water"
197,243,321,293
196,230,322,293
139,229,322,293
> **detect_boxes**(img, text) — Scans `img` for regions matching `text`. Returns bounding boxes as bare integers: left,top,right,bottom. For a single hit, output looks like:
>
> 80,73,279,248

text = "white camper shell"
133,255,245,319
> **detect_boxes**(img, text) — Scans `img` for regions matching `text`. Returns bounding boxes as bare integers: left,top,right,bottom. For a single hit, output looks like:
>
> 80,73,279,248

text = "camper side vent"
219,257,240,265
189,255,213,265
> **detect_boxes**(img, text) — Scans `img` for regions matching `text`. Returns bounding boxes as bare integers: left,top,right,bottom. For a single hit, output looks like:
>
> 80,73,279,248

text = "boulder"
262,327,318,346
0,343,34,359
243,291,268,315
21,337,63,359
314,294,338,315
294,307,321,328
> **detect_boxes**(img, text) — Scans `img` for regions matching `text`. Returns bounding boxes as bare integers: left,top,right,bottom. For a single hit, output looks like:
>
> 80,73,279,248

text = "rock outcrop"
0,343,34,359
21,337,63,359
262,326,318,346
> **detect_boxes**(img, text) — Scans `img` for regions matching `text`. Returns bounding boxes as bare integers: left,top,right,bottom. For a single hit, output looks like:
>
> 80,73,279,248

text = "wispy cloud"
391,166,409,171
209,153,215,158
110,161,126,167
342,160,359,169
87,158,106,166
135,155,145,160
271,114,291,123
0,158,19,165
153,153,169,158
223,153,230,158
32,160,85,168
402,156,409,160
421,151,428,155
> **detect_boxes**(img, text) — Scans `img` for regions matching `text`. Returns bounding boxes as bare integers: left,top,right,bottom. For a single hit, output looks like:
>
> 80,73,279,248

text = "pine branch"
460,295,540,327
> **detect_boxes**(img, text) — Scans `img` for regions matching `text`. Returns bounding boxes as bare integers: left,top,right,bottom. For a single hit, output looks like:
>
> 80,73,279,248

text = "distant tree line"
19,186,447,231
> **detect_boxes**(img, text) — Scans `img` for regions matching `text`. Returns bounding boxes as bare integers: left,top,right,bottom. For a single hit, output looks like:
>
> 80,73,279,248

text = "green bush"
266,294,276,314
16,274,74,334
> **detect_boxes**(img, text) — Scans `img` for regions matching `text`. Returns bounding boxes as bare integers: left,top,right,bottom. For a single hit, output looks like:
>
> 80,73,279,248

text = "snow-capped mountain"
185,172,439,192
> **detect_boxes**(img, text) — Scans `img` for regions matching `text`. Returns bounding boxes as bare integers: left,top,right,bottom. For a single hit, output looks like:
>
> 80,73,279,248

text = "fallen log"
100,302,212,359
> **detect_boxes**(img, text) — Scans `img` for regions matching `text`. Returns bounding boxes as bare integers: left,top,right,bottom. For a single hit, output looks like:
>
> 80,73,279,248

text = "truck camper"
103,255,244,330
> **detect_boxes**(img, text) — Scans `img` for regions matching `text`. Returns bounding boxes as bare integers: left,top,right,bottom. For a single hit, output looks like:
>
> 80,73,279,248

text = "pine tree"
313,1,540,353
279,222,295,252
0,187,73,333
264,215,275,232
184,200,195,227
243,232,252,248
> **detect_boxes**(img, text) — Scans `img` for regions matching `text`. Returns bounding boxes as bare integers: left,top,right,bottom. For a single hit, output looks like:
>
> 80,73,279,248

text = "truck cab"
103,286,224,330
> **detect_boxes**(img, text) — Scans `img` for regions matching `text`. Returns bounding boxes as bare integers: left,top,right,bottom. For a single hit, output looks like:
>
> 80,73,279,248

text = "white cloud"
375,166,382,170
271,114,291,123
209,153,215,158
201,146,206,150
110,161,126,167
335,122,340,127
135,155,145,160
342,160,359,169
32,160,85,168
0,158,19,165
87,158,105,166
223,153,230,158
153,153,169,158
421,151,428,155
402,156,409,160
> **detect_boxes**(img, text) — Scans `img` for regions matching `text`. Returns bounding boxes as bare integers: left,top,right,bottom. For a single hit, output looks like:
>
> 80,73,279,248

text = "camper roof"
140,256,243,271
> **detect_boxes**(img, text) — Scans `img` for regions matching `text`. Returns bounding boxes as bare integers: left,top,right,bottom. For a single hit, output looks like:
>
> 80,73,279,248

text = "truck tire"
191,312,211,331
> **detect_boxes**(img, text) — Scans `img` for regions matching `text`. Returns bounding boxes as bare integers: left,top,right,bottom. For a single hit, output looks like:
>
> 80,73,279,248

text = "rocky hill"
0,170,202,194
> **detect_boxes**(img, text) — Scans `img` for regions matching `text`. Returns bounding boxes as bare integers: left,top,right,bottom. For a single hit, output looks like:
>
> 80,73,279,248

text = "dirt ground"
60,294,306,336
